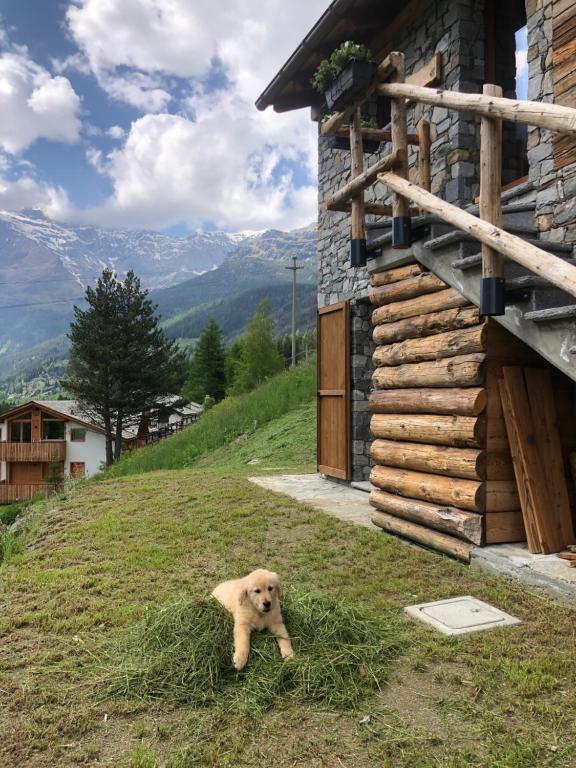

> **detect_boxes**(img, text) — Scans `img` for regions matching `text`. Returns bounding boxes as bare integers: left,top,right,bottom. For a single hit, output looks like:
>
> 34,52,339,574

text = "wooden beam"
335,126,420,145
324,150,403,211
369,272,446,306
390,53,410,223
349,108,365,242
371,509,472,562
369,388,487,417
372,287,469,325
377,173,576,299
377,82,576,135
370,413,485,448
371,438,485,480
370,489,482,545
418,120,431,191
373,353,486,390
372,306,481,345
406,52,442,88
480,84,503,280
370,264,422,286
373,325,486,367
370,464,484,512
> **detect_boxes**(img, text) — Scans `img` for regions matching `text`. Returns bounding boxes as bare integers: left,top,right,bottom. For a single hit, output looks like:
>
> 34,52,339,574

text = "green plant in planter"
312,41,374,94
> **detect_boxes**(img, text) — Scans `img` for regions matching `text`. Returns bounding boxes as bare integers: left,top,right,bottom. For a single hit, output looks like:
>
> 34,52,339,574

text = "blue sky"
0,0,327,233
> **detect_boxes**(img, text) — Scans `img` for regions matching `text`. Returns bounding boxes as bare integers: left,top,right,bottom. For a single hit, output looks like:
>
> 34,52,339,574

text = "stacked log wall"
369,262,488,560
369,261,576,555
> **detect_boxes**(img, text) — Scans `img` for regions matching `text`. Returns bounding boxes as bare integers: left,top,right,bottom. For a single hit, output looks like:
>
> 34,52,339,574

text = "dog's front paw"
233,652,248,671
281,648,295,661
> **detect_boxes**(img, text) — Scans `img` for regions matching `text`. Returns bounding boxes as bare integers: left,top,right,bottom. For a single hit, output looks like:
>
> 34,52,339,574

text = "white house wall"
65,421,107,478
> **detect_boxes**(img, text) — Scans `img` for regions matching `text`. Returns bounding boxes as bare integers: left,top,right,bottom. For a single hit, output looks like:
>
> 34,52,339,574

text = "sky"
0,0,328,234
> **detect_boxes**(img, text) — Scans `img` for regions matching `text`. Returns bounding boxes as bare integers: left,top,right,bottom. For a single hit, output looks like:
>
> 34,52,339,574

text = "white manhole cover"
404,596,521,635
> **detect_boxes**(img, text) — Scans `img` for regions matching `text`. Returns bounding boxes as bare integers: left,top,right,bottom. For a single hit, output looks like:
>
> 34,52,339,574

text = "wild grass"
107,360,316,478
104,591,404,711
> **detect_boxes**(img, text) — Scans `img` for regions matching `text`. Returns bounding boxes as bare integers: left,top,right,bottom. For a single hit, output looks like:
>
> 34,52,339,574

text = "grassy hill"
108,361,316,477
1,363,576,766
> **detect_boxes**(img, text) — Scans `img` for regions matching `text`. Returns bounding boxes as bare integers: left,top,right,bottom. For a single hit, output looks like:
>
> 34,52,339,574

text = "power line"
0,296,86,310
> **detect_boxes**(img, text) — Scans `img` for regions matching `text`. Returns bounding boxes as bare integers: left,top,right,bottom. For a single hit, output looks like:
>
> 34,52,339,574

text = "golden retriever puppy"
212,568,294,671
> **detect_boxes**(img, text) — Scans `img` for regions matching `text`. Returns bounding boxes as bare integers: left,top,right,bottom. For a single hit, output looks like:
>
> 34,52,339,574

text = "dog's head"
240,569,282,614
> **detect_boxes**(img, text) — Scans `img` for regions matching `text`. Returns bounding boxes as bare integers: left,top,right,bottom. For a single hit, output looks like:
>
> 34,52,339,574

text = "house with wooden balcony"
0,400,112,504
258,0,576,562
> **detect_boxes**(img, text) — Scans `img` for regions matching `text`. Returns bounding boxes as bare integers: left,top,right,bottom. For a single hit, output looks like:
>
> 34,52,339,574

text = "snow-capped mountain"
0,209,316,363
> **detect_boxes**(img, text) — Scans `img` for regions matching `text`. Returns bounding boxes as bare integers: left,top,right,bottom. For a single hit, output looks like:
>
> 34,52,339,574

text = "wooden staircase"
366,182,576,383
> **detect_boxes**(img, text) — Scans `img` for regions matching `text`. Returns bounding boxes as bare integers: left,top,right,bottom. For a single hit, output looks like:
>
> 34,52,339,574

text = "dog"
212,568,294,671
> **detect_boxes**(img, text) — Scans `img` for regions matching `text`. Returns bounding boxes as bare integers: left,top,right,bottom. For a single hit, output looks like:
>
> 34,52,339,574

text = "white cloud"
0,154,72,219
64,0,326,231
107,125,126,140
0,51,82,154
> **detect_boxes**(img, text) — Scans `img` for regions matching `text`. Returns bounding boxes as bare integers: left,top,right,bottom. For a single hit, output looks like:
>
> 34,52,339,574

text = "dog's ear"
238,585,249,606
270,572,282,599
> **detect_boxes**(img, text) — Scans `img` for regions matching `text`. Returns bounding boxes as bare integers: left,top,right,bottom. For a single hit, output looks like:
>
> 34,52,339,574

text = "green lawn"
1,382,575,767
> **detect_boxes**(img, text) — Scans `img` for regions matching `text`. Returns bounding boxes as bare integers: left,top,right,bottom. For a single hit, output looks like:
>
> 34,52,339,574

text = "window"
70,428,86,442
70,462,86,478
42,420,65,440
10,421,32,443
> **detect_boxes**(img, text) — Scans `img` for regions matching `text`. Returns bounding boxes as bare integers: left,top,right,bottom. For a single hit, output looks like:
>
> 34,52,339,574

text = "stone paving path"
248,473,373,528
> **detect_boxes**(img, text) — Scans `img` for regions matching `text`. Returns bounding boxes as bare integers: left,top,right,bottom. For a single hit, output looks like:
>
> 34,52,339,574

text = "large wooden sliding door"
317,301,351,480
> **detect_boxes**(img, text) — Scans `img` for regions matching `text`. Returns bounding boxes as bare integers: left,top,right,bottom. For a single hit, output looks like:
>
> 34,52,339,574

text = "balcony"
0,483,51,504
0,441,66,462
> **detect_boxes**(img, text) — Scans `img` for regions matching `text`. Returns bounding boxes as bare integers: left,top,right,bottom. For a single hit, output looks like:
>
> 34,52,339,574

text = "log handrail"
324,149,404,211
377,82,576,135
378,172,576,299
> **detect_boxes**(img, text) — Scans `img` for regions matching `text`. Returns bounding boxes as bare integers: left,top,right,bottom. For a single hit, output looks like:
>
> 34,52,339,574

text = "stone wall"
527,0,576,248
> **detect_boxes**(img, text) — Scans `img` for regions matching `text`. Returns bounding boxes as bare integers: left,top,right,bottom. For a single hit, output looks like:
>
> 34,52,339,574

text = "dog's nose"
263,601,271,610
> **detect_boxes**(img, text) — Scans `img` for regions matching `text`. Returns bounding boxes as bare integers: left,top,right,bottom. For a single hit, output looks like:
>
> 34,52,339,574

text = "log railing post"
480,83,504,315
417,119,431,215
349,107,367,266
390,52,411,248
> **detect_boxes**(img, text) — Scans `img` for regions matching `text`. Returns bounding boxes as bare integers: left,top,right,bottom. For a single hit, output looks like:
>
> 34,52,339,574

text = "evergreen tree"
63,269,187,465
230,299,283,394
182,319,226,403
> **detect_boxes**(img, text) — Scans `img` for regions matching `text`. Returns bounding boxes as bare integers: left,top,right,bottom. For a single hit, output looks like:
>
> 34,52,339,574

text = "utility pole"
285,256,304,367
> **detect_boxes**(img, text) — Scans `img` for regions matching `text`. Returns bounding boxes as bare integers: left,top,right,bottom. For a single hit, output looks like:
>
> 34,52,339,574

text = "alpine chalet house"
257,0,576,561
0,401,115,502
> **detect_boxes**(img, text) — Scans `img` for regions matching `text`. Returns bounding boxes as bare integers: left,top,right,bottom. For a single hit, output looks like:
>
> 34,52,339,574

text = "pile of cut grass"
107,360,316,478
104,590,404,711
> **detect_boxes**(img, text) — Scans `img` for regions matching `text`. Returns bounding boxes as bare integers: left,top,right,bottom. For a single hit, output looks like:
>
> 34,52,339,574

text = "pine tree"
182,319,226,404
63,269,187,465
230,299,283,394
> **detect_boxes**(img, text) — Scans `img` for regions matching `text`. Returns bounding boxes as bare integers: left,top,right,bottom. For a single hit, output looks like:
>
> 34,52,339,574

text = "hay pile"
104,591,404,710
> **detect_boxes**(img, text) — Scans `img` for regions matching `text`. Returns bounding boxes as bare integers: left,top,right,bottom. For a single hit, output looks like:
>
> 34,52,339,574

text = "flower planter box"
327,136,381,154
324,59,375,111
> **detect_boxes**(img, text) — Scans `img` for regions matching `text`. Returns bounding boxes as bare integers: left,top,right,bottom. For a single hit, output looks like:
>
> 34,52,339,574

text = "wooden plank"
484,511,526,544
369,273,446,306
373,306,480,345
372,288,469,325
369,387,486,416
371,438,485,480
369,489,483,545
525,368,575,545
390,53,410,221
370,464,484,513
377,82,576,135
373,325,486,367
499,367,562,554
406,53,442,88
370,263,422,287
371,510,472,562
480,84,503,281
378,173,576,300
373,353,486,390
349,108,365,242
370,413,484,448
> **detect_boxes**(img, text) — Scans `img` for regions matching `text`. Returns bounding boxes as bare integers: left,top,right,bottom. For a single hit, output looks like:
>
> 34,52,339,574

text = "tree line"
53,271,313,467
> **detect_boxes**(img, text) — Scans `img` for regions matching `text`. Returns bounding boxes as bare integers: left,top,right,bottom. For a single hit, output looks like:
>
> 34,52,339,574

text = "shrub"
312,41,373,93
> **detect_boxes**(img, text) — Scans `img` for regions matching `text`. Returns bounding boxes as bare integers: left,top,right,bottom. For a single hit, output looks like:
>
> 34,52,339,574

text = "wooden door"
11,462,44,483
317,301,351,480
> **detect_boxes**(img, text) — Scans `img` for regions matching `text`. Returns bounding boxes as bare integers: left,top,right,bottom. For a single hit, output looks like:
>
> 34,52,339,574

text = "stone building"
257,0,576,558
